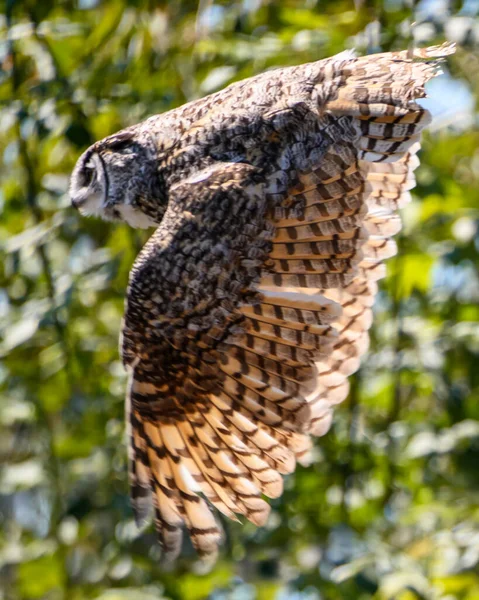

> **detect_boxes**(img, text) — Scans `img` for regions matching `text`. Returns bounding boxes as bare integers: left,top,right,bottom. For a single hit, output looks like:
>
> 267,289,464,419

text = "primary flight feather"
70,42,455,561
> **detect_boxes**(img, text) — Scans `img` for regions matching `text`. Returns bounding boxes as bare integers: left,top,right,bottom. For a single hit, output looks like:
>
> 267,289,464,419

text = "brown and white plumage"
70,43,455,561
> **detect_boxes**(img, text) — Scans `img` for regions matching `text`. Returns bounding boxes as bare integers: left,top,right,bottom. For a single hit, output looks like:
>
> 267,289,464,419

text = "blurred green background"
1,1,479,599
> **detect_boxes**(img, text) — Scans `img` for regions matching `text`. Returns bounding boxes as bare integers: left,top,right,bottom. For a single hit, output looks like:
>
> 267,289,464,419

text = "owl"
70,43,455,562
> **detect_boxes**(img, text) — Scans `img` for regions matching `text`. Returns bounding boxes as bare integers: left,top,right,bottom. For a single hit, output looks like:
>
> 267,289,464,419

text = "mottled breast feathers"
70,43,455,563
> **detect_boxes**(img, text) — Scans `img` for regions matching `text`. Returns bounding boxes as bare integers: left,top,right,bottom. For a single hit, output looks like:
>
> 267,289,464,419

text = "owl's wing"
122,44,454,562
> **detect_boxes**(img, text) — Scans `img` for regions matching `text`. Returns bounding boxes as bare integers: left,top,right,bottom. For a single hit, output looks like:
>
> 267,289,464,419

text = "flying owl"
70,43,455,561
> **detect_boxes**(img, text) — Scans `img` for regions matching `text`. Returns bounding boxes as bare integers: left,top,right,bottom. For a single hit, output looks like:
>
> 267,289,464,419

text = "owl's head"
69,128,165,228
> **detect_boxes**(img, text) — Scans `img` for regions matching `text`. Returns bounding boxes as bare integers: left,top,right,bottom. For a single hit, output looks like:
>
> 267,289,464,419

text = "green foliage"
1,1,478,599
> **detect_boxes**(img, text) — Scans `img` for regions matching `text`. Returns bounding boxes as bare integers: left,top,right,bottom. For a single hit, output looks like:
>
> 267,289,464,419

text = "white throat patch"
78,190,105,218
116,204,157,229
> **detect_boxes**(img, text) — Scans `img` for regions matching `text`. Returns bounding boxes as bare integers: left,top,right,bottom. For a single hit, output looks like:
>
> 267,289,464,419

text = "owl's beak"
70,150,107,216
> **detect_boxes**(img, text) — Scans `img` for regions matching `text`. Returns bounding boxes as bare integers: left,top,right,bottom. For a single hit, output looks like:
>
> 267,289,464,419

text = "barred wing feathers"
123,43,454,561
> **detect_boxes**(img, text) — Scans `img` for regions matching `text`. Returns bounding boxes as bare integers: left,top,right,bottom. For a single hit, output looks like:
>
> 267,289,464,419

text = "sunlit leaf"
18,554,65,599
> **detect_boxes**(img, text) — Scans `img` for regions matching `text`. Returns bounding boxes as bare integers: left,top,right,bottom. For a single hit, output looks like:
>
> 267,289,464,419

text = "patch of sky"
197,4,225,33
79,0,99,9
420,74,476,132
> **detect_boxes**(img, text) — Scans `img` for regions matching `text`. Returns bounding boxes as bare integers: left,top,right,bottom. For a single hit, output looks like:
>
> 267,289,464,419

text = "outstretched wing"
122,43,454,562
123,161,293,561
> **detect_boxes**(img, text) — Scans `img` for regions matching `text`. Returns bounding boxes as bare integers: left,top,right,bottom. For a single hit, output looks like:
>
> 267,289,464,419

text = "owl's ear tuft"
101,129,136,152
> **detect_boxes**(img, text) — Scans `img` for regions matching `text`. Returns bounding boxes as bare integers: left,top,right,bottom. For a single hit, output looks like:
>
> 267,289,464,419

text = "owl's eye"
82,165,96,187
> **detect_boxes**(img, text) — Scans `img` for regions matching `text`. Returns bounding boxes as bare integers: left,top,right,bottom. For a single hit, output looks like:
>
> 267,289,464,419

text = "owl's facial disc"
70,131,162,229
70,150,108,218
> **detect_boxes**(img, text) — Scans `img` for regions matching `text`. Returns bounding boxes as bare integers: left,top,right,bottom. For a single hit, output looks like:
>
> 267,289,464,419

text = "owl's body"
70,43,455,561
